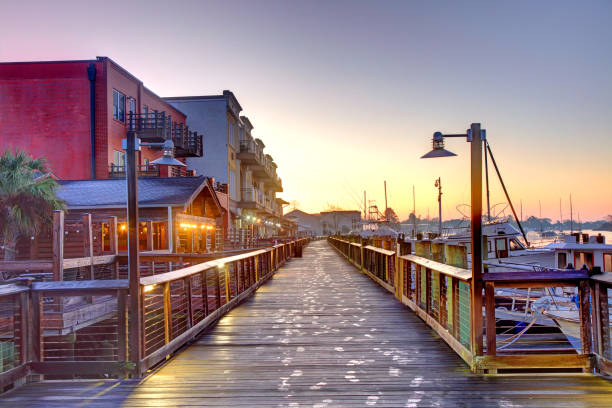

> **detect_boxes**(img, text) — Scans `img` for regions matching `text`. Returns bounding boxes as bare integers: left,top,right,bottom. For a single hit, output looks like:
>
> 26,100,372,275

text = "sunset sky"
2,1,611,221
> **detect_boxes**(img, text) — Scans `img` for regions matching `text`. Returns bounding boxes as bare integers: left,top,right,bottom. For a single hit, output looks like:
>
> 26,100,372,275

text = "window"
558,252,568,269
113,150,125,168
113,89,126,122
229,170,237,200
128,97,136,124
604,254,612,272
509,239,523,251
143,105,148,117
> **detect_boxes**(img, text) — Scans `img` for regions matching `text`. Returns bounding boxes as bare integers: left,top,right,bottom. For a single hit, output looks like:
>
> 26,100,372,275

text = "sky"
1,0,611,221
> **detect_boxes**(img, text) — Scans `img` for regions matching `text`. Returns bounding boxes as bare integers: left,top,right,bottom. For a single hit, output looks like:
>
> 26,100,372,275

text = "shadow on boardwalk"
2,240,611,407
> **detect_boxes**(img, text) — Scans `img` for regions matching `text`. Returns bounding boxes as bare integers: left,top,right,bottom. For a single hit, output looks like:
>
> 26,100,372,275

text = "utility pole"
384,181,388,220
435,177,442,236
412,185,417,238
363,190,367,221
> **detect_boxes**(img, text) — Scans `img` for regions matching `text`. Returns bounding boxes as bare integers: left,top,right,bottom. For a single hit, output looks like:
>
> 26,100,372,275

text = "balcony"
108,164,160,178
237,139,264,165
127,112,172,142
172,124,203,157
239,188,264,210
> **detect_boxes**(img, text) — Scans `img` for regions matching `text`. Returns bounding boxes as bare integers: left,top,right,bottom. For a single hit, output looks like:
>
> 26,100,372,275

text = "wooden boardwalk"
2,240,612,407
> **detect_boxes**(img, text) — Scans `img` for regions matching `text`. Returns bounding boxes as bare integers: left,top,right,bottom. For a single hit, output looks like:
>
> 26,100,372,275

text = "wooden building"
56,176,224,253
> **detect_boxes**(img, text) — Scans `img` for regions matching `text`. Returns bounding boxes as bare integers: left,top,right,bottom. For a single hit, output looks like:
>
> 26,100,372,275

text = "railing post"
224,264,231,302
82,213,94,280
254,255,259,281
163,282,171,347
484,282,496,357
360,239,365,273
578,280,593,357
52,210,64,281
596,282,610,360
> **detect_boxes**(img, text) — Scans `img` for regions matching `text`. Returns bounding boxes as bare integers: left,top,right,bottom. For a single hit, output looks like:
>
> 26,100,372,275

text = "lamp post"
421,123,484,356
124,131,185,374
435,177,442,236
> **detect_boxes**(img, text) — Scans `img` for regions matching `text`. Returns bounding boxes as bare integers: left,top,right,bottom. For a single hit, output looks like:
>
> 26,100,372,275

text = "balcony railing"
127,112,172,142
172,123,203,157
238,139,264,165
109,164,160,178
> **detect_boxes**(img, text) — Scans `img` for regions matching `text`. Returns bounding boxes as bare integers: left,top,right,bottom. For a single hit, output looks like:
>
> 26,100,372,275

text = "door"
495,238,508,258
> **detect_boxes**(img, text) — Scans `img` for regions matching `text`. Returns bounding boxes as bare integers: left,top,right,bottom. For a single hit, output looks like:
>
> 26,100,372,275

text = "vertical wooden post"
225,265,231,301
452,278,460,339
579,280,593,356
484,282,496,356
440,275,448,328
82,213,94,279
255,255,259,281
19,291,29,366
360,239,365,273
469,123,484,357
52,210,64,281
163,282,171,345
597,283,610,359
31,291,42,366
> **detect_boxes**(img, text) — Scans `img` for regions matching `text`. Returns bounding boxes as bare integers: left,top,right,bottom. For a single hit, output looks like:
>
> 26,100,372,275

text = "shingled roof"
57,176,210,209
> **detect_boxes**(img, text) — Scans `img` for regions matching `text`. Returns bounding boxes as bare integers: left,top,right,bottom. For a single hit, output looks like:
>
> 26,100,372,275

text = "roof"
545,242,612,251
57,176,210,209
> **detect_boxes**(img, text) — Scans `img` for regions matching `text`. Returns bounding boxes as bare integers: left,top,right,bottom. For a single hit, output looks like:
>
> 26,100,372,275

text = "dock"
2,240,611,407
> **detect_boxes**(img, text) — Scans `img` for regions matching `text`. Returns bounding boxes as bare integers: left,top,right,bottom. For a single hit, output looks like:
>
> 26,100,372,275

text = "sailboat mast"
363,191,367,221
559,198,563,232
570,194,574,234
539,200,542,233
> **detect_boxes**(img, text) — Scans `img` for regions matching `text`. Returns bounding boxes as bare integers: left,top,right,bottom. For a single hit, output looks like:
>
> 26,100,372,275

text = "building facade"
0,57,202,180
165,92,285,242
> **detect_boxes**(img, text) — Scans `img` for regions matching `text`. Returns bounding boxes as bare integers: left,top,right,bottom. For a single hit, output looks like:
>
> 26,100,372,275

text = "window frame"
113,89,126,122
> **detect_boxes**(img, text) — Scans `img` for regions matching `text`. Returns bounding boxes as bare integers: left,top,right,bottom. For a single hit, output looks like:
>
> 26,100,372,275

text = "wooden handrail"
400,254,471,282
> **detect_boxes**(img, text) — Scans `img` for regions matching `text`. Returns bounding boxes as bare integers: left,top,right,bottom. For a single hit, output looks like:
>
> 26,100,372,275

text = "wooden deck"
2,240,612,407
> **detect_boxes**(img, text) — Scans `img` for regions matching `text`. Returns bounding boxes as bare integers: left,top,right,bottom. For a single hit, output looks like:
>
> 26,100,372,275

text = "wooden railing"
0,238,309,390
328,236,612,376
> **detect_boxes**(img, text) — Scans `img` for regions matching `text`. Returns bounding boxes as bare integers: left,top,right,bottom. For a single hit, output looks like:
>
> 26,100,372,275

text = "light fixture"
143,285,156,293
151,140,186,167
420,132,458,159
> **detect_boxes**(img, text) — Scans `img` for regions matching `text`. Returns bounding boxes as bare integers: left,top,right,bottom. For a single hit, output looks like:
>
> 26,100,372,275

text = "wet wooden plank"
2,241,611,407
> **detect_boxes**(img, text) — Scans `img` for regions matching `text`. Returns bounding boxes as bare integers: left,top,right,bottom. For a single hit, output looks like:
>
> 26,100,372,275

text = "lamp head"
151,140,186,167
420,132,457,159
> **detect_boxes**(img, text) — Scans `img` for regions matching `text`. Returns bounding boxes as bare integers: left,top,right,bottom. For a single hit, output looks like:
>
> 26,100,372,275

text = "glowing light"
218,262,225,268
143,285,156,293
120,224,127,231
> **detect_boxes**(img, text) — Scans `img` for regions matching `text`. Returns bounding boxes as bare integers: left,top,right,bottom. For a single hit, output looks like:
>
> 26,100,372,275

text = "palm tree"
0,149,65,261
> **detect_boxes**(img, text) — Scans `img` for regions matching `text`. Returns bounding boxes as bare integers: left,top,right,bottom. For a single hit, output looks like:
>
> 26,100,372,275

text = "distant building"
284,209,323,236
165,92,285,240
320,211,362,235
284,209,362,236
0,57,202,180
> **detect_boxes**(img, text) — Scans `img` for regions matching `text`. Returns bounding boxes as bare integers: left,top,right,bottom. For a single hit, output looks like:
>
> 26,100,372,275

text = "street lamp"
124,131,185,373
420,122,485,356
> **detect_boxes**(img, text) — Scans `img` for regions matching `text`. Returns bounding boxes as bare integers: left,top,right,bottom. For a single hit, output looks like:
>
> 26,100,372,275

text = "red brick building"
0,57,202,180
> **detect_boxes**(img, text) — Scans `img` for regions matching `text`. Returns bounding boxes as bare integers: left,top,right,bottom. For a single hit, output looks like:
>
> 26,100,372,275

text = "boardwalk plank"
2,241,611,407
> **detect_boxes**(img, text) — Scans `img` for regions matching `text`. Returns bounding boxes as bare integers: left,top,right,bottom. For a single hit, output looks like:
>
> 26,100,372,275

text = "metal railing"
109,164,160,178
172,123,203,157
0,238,310,389
328,236,612,376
